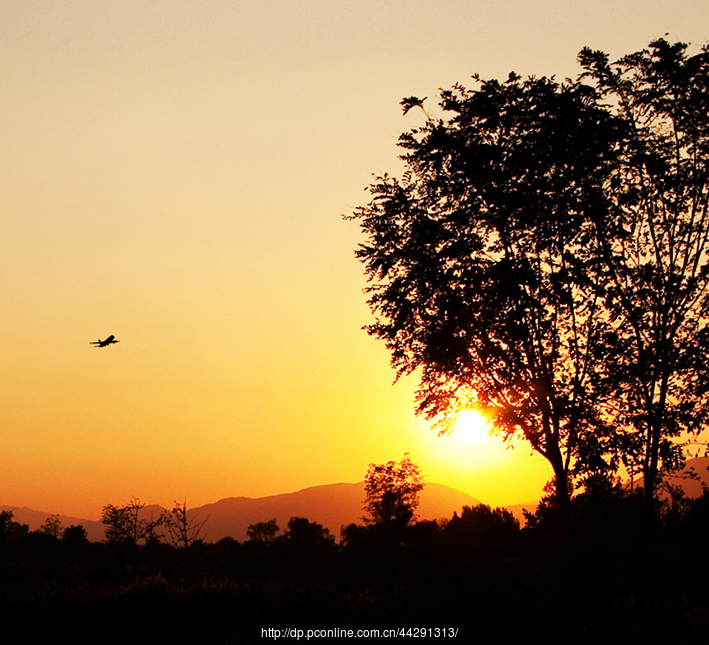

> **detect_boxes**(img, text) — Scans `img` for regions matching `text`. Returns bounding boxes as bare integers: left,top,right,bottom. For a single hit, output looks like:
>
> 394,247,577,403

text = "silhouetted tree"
101,504,132,545
124,497,147,544
347,38,709,545
36,514,64,569
348,76,619,550
39,514,64,539
62,524,88,545
363,453,424,540
0,510,16,589
444,504,520,562
246,519,280,544
142,510,164,546
62,524,90,567
285,516,334,545
578,39,709,529
162,500,206,549
279,517,336,572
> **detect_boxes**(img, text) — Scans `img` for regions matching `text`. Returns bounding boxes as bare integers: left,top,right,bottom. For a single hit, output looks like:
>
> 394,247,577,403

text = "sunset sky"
2,1,707,519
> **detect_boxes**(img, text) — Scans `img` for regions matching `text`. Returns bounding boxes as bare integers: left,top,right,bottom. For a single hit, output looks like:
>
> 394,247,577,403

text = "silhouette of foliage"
2,488,709,638
246,519,280,543
347,37,709,542
162,500,207,549
443,504,520,562
348,73,623,550
363,453,424,538
577,40,709,527
101,504,133,545
284,516,334,546
39,514,63,539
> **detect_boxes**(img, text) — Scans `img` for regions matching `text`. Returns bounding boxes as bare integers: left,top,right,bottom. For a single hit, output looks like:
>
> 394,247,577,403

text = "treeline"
2,484,709,637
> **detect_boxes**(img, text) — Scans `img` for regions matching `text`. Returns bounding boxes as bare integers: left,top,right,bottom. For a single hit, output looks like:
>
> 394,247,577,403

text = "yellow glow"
453,410,489,445
1,3,705,519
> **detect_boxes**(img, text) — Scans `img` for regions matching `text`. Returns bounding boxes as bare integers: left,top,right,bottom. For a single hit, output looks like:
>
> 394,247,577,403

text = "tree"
246,519,280,544
124,497,147,544
101,498,161,547
39,514,64,540
285,516,334,546
62,524,88,545
101,504,133,545
363,453,424,538
282,517,336,567
62,525,89,567
142,510,164,546
577,40,709,528
0,511,17,588
443,504,520,561
348,38,709,542
348,70,623,549
162,500,207,549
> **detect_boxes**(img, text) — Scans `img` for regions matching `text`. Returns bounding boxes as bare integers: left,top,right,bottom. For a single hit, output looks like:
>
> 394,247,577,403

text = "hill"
8,459,707,543
192,481,480,542
0,506,107,542
1,481,479,543
651,455,709,498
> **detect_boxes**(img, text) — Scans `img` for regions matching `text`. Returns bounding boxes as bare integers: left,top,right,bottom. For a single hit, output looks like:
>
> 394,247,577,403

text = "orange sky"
2,1,707,519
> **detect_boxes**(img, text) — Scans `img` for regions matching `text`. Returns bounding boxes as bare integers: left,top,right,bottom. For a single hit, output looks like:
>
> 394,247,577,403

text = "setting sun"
453,410,490,445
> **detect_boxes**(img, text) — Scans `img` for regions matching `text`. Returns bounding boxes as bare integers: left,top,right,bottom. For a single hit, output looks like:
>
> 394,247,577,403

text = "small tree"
246,519,280,544
0,510,18,588
142,511,163,546
62,524,88,545
101,504,132,545
40,514,64,540
363,453,424,538
283,517,335,567
444,504,520,561
285,516,334,546
162,500,206,549
124,497,147,544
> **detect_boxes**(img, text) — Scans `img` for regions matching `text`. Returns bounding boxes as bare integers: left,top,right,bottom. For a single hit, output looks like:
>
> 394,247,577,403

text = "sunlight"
453,409,489,445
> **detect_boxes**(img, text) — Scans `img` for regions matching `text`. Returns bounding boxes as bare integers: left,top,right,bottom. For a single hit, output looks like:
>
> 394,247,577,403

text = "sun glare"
453,409,489,445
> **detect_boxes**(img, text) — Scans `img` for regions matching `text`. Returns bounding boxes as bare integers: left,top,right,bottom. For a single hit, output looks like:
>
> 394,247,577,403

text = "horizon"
2,2,708,519
2,478,535,522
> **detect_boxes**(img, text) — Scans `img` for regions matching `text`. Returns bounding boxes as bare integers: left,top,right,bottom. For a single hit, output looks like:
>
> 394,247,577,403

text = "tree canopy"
363,453,424,537
348,38,709,536
578,40,709,523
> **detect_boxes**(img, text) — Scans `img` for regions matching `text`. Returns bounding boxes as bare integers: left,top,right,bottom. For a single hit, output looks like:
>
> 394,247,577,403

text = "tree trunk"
553,464,575,557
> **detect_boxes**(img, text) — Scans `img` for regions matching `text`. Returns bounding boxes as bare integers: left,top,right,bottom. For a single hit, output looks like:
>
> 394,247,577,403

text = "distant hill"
193,481,480,542
7,461,706,542
0,506,107,542
652,455,709,498
1,482,479,543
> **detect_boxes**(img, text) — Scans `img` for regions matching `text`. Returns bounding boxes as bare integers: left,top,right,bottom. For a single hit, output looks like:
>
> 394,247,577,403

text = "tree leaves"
348,38,709,533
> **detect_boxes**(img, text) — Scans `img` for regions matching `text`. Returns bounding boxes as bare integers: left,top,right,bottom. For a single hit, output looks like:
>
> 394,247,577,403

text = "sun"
452,409,490,445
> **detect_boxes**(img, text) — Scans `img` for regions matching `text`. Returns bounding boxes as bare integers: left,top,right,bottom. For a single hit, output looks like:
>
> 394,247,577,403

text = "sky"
2,1,708,519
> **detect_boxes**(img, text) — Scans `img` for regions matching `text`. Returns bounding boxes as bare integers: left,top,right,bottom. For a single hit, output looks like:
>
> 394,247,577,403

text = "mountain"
0,506,107,542
656,455,709,498
8,461,707,543
1,482,479,543
192,481,480,542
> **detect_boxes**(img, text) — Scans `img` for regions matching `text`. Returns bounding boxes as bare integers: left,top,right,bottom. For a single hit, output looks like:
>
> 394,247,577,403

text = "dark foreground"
2,487,708,643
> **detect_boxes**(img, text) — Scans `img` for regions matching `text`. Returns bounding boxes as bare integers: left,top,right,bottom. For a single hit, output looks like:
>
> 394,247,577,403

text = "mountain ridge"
1,480,483,543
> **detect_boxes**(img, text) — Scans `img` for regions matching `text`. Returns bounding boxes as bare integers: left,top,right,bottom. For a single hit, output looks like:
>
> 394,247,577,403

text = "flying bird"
90,335,120,348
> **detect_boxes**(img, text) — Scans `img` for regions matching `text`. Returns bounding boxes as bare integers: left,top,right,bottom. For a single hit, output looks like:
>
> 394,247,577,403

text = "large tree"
578,40,709,526
348,70,624,547
348,39,709,539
